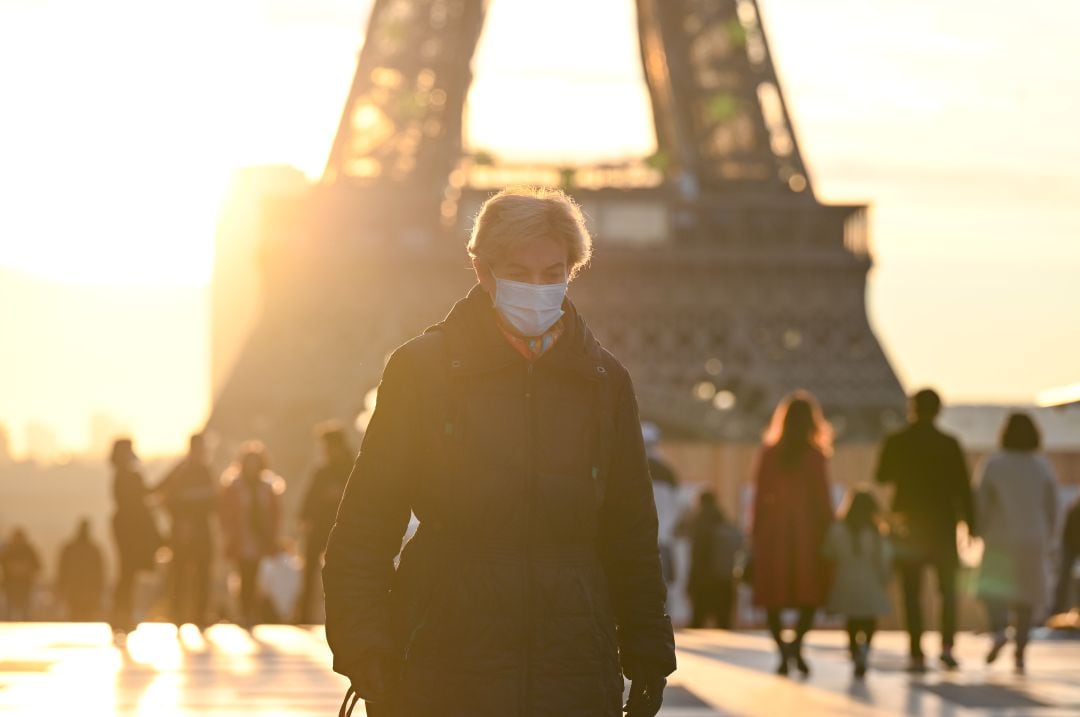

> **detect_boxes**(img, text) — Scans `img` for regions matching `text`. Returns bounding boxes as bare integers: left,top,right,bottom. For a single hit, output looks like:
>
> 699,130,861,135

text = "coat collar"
426,284,607,381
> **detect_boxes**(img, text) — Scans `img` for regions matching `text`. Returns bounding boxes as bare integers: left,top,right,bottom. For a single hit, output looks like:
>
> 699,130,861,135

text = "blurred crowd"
0,422,355,634
1,389,1078,678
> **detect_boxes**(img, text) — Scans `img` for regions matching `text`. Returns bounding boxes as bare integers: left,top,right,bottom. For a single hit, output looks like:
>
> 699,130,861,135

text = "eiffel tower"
208,0,905,481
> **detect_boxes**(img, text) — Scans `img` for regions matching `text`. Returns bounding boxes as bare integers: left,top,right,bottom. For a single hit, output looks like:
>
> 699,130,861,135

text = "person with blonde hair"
751,391,834,676
324,187,675,717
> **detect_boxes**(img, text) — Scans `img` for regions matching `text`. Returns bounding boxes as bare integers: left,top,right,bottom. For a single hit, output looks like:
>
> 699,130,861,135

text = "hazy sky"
1,0,1078,457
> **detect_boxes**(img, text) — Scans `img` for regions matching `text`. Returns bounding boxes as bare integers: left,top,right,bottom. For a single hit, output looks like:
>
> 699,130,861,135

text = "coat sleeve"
1041,457,1060,536
974,458,994,537
598,371,676,680
874,434,899,486
947,437,976,534
322,349,417,679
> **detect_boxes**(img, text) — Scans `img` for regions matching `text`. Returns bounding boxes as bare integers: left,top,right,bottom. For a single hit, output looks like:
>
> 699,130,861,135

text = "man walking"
875,389,975,671
324,187,676,717
156,433,216,628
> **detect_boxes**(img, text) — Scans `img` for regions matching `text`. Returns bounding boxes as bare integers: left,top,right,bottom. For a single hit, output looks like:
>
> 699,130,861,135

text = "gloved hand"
345,652,399,704
623,674,666,717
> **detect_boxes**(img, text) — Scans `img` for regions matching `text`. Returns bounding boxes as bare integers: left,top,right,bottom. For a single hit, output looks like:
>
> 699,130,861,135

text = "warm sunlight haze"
1,0,1078,457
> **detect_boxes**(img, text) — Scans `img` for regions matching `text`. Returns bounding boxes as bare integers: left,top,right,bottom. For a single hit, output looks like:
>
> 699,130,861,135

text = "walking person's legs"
169,548,189,625
936,559,959,668
689,588,707,628
717,579,735,630
848,617,874,677
898,559,926,667
845,618,860,659
111,559,136,633
984,599,1008,664
192,546,212,628
790,607,815,675
1014,603,1033,673
238,559,260,628
766,609,789,675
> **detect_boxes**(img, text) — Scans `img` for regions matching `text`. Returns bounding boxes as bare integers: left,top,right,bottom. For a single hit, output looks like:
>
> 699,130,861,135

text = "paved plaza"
0,623,1077,715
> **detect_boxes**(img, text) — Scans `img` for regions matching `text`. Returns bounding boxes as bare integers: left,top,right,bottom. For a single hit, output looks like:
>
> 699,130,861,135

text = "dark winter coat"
750,445,834,608
57,534,106,619
156,457,216,551
300,457,352,556
687,508,743,591
323,286,676,717
874,421,975,563
112,466,162,571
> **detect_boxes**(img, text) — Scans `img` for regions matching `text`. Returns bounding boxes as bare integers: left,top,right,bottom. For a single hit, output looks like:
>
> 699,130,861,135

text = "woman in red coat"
751,391,834,676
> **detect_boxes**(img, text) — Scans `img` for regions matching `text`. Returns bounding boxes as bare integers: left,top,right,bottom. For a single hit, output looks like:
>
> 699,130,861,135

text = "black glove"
345,652,399,705
623,674,667,717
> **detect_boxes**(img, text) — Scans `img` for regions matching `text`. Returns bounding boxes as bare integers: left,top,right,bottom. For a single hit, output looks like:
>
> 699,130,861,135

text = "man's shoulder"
594,344,633,385
385,331,448,374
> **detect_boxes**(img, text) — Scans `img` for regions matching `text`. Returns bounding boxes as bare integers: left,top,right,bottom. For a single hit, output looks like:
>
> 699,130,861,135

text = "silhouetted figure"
643,422,682,593
976,413,1058,673
56,519,106,621
296,423,353,624
1,527,41,621
1052,497,1080,615
751,391,834,677
823,491,892,679
219,441,282,628
109,438,162,633
875,388,975,672
686,491,743,629
324,189,675,717
156,433,216,628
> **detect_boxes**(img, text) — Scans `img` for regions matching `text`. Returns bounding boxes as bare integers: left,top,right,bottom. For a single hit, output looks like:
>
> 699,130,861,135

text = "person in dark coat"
155,433,216,628
1,527,41,621
295,422,354,624
1052,496,1080,615
323,188,676,717
875,388,975,671
751,391,834,676
109,438,163,634
56,518,106,621
686,491,743,629
219,441,284,628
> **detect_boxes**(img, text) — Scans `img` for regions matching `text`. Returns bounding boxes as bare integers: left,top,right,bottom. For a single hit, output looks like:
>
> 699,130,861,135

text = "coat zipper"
524,361,535,717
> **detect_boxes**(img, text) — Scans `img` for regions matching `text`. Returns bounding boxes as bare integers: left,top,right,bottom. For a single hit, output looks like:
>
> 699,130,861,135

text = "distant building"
939,404,1080,453
25,421,60,463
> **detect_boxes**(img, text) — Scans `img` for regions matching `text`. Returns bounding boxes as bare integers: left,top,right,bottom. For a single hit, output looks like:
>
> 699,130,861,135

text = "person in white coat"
642,423,683,601
976,412,1059,673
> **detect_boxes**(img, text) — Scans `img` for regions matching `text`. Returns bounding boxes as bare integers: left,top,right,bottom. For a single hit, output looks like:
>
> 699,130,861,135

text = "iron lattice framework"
208,0,905,481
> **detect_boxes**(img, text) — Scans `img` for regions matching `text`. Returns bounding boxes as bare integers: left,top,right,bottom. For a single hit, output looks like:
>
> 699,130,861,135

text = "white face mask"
493,275,567,336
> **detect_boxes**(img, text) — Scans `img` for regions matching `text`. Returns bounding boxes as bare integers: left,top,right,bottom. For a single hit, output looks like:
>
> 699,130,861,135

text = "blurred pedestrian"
1052,496,1080,615
155,433,216,628
1,527,41,621
323,188,674,717
56,518,106,621
219,441,283,628
686,491,743,629
751,391,834,676
875,389,975,671
109,438,162,634
295,422,353,624
823,491,892,679
642,422,683,598
976,412,1059,673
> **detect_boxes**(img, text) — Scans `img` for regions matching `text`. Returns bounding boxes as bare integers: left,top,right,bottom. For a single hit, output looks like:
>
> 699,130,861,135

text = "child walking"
823,491,893,678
